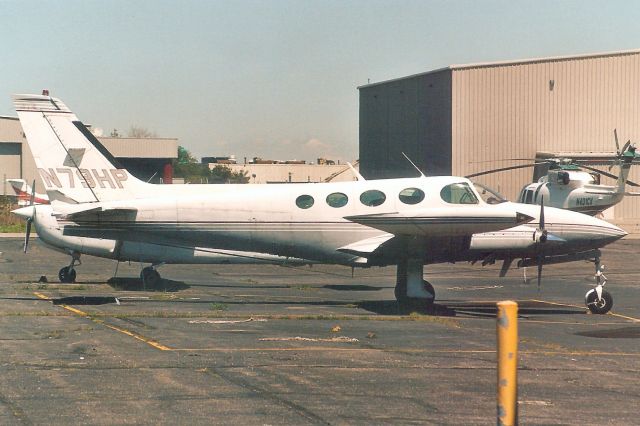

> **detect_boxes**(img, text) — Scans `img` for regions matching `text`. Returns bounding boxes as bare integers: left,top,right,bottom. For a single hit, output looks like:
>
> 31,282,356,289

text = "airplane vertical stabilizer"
13,94,149,204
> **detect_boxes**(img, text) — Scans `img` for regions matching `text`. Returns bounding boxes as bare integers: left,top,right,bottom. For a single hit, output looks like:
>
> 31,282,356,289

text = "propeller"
23,180,36,253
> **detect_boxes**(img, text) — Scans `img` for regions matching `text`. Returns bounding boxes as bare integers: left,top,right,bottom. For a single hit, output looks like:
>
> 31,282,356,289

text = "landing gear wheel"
58,266,76,283
422,280,435,302
585,289,613,314
140,267,161,286
395,280,435,307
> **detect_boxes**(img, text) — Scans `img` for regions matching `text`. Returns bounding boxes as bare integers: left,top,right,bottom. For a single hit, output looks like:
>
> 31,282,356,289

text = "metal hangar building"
358,49,640,223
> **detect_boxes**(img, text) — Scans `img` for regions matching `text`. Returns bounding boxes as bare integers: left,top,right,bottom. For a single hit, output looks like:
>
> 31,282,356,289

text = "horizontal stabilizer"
344,208,533,237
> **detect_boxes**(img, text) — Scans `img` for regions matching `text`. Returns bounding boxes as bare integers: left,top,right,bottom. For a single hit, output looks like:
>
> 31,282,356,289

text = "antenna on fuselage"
401,152,426,178
347,162,365,181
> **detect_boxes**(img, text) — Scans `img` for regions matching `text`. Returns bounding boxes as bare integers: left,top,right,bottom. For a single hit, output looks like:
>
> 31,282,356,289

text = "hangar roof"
99,137,178,159
358,48,640,89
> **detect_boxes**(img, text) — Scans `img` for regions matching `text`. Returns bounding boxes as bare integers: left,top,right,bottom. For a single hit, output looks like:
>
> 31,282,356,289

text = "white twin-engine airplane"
12,94,627,314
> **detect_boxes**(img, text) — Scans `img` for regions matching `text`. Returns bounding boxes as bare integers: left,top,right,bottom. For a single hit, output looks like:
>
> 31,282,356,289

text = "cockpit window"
440,182,479,204
472,182,507,204
326,192,348,208
296,194,314,209
398,187,425,205
360,190,386,207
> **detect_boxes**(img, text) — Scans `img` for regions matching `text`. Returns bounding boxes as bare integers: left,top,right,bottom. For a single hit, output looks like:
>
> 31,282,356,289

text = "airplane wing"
344,208,532,237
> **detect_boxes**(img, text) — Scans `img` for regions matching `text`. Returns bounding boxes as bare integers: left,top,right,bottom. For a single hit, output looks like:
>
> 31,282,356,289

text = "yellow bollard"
497,300,518,426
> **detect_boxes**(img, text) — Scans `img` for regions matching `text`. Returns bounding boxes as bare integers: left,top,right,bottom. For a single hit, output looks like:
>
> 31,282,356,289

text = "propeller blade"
23,217,32,253
579,164,640,187
621,140,632,155
614,129,620,155
29,180,36,206
539,196,545,230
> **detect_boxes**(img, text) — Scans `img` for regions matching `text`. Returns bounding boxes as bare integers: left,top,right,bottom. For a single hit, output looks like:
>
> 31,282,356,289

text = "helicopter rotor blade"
621,140,632,155
579,164,640,187
465,162,547,179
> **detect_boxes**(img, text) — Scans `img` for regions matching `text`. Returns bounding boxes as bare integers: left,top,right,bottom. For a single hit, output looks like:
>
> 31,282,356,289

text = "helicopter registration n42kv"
468,136,640,217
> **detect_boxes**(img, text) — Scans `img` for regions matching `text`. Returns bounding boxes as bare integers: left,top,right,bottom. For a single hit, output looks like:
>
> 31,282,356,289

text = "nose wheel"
59,252,81,283
585,259,613,314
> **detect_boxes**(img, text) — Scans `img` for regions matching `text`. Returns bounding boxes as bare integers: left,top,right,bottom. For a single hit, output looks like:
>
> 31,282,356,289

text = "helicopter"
467,131,640,216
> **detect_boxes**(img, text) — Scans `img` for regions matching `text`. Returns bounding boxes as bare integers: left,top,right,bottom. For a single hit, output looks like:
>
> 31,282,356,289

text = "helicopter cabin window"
440,183,479,204
326,192,348,208
360,190,386,207
295,194,314,209
399,187,425,205
525,189,534,204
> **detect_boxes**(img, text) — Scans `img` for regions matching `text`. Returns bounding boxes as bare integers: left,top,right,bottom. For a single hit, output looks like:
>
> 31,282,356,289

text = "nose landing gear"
585,259,613,314
59,252,81,283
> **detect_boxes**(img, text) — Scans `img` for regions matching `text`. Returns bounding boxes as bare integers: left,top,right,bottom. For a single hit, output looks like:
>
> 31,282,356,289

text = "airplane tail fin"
7,179,28,196
13,94,149,204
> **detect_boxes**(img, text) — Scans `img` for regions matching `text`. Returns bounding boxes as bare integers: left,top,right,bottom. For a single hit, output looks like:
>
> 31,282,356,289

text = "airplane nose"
11,206,35,220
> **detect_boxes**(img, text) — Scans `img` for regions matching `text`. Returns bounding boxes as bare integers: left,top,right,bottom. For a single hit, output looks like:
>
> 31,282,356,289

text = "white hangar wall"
453,50,640,221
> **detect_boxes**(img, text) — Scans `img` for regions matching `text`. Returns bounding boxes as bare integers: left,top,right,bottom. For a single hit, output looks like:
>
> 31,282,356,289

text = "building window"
326,192,348,208
296,194,314,209
440,183,479,204
360,190,386,207
398,187,425,205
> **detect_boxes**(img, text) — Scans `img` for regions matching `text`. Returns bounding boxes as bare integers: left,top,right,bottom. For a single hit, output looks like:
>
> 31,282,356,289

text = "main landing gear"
59,252,81,283
394,258,435,308
585,258,613,314
140,265,162,286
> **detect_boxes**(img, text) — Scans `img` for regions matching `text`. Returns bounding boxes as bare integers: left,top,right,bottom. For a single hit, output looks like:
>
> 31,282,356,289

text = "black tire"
422,280,435,302
58,266,76,283
585,289,613,314
140,267,161,286
394,279,435,305
394,279,407,302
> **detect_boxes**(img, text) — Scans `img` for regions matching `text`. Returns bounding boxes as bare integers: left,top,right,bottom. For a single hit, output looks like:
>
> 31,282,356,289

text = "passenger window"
360,190,386,207
326,192,348,208
440,183,479,204
296,194,314,209
398,187,425,205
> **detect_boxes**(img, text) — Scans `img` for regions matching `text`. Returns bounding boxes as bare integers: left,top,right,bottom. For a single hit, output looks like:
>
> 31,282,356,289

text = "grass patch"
210,302,229,311
0,223,26,233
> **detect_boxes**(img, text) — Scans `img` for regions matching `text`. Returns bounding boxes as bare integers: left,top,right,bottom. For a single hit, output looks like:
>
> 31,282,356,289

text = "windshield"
472,182,508,204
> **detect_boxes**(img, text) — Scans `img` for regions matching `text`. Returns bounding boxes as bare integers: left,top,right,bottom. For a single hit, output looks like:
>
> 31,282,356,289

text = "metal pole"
497,300,518,426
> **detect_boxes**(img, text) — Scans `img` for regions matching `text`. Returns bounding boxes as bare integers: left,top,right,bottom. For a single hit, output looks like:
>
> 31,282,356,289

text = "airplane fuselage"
27,176,626,267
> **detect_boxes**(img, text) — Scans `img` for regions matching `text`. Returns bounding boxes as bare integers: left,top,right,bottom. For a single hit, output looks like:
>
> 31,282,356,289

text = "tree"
128,126,157,138
172,146,249,184
173,146,208,183
208,165,249,184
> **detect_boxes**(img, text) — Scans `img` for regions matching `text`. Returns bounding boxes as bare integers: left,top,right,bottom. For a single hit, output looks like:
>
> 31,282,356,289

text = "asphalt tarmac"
1,236,639,425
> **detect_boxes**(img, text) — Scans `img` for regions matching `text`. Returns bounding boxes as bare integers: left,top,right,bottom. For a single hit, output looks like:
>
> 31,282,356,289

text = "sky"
2,0,640,163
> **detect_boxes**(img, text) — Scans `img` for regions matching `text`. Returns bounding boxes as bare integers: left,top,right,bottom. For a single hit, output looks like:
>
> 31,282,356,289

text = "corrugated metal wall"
452,52,640,220
359,70,452,179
